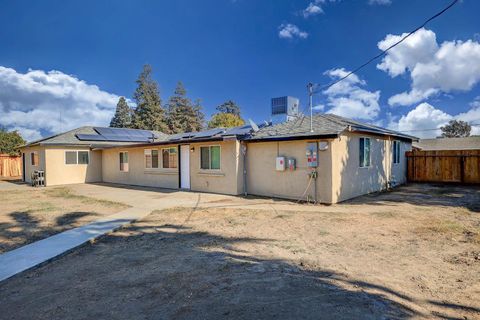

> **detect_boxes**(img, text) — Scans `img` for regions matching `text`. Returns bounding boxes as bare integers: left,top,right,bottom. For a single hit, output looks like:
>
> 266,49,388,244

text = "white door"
180,145,190,189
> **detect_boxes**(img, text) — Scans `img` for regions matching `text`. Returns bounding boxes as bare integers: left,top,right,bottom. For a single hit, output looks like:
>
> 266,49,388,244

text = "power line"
398,122,480,133
312,0,459,93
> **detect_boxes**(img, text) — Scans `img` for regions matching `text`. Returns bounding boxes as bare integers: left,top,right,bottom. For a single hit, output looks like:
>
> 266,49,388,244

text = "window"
65,151,77,164
359,137,371,167
200,146,220,170
393,141,401,164
162,147,177,169
31,152,39,166
120,152,129,172
145,149,159,169
78,151,89,164
65,151,89,165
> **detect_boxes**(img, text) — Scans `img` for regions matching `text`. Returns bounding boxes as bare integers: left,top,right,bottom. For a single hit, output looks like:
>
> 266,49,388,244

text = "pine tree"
109,97,132,128
131,64,168,132
166,82,205,134
193,99,205,132
216,100,241,117
440,120,471,138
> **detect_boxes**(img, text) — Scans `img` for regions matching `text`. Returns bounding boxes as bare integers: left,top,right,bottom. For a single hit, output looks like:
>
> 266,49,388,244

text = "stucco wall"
331,132,411,203
22,146,46,184
44,147,102,186
189,140,243,195
245,139,334,203
102,146,179,189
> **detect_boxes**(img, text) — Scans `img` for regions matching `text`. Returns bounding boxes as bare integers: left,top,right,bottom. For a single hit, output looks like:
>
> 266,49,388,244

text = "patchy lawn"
0,185,128,253
0,184,479,319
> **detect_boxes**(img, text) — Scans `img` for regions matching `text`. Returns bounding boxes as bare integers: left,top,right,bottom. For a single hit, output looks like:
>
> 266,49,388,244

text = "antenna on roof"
248,119,259,132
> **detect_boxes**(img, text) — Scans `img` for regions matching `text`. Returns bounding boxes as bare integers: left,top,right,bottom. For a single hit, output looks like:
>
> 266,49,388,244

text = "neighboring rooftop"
413,136,480,151
248,114,417,141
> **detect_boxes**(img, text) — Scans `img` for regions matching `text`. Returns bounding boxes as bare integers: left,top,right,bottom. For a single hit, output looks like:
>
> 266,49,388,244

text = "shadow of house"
1,219,478,319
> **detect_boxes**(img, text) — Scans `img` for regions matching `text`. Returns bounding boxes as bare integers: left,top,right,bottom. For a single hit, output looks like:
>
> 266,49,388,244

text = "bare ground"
0,183,128,253
0,184,479,319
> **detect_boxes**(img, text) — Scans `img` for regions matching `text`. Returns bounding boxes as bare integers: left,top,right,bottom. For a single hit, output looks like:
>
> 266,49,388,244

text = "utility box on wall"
276,156,286,171
306,142,318,167
287,158,296,171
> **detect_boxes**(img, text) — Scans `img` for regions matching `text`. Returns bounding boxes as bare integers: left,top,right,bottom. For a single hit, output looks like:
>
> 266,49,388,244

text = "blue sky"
1,0,479,140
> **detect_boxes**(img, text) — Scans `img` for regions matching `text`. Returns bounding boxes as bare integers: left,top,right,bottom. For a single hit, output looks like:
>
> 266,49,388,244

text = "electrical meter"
288,158,296,171
306,142,318,167
276,156,286,171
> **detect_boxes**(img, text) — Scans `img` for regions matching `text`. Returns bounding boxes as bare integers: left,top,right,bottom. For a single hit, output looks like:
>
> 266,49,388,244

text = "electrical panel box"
306,142,318,167
276,156,286,171
287,158,296,171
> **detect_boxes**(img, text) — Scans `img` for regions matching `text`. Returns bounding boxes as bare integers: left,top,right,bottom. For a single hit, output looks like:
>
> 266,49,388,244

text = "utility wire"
313,0,459,93
399,122,480,133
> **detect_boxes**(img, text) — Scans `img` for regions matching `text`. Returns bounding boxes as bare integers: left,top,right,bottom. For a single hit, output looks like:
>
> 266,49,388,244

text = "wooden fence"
0,154,22,177
406,150,480,184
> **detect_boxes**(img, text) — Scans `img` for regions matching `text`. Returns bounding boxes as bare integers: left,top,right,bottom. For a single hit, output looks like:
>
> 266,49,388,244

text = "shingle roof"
413,137,480,151
248,114,417,141
24,126,168,147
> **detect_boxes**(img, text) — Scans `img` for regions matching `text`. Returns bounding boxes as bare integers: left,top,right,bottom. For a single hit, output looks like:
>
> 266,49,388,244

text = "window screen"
120,152,129,172
65,151,77,165
359,138,371,167
78,151,89,164
393,141,400,164
31,152,39,166
200,146,221,170
162,148,177,169
152,150,159,168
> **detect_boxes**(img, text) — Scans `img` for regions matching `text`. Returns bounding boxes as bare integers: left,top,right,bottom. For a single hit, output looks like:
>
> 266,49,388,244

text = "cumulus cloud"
322,68,381,120
278,24,308,39
303,0,324,18
377,28,480,106
388,100,480,138
368,0,391,5
0,66,122,141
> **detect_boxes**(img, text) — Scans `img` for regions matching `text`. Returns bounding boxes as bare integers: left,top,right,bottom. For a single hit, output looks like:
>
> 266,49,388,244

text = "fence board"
406,150,480,184
0,154,22,177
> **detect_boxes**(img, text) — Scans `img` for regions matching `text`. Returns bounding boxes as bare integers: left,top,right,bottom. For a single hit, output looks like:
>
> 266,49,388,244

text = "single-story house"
413,136,480,151
20,114,417,204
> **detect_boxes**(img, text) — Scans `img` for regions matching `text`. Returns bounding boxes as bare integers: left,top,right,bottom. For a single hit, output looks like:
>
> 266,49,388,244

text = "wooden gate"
406,150,480,183
0,154,22,177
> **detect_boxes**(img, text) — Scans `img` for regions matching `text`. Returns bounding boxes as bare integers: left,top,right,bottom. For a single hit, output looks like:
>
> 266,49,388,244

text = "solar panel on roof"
192,128,225,138
76,134,107,141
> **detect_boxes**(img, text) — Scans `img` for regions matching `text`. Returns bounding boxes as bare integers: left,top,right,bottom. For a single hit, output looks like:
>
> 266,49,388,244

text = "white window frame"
119,151,129,172
65,150,89,165
161,147,178,169
393,140,401,164
31,151,39,166
359,137,371,168
200,145,221,171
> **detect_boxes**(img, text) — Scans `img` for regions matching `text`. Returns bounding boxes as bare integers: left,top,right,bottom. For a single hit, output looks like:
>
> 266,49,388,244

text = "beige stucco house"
20,114,416,204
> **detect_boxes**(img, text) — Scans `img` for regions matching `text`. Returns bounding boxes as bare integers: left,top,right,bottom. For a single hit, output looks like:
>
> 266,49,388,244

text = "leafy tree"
207,113,245,129
0,128,26,156
110,97,132,128
131,64,168,132
216,100,241,117
166,82,205,134
440,120,471,138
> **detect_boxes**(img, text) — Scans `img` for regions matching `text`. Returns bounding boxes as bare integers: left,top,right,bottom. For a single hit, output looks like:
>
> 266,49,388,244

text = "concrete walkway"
0,207,149,282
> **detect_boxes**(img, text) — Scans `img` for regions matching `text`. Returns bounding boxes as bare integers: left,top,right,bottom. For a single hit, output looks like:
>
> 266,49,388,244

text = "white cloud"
0,66,122,141
278,24,308,39
368,0,391,5
322,68,381,120
303,0,324,18
389,100,480,138
377,28,480,106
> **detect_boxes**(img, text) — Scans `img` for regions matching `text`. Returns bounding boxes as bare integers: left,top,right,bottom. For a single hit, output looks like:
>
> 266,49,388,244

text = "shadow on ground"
1,218,477,320
345,183,480,212
0,211,99,253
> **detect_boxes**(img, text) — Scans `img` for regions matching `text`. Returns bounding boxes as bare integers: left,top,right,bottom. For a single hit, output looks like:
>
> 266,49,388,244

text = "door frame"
179,144,191,189
22,153,26,182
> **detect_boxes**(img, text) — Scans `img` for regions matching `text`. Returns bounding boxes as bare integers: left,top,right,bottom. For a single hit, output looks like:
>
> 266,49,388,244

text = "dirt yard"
0,183,128,253
0,184,478,319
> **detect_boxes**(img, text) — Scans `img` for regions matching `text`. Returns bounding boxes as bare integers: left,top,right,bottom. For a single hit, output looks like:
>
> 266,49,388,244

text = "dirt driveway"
0,183,479,319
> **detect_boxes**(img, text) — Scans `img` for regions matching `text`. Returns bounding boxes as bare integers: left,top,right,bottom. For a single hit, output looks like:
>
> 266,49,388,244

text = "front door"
180,145,190,189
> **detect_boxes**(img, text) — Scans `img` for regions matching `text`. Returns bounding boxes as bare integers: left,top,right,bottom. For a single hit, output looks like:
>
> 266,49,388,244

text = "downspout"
242,142,247,196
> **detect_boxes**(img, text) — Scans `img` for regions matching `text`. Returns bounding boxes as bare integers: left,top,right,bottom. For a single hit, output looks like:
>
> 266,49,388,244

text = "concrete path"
0,207,149,282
